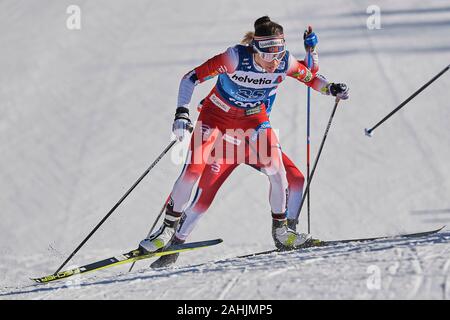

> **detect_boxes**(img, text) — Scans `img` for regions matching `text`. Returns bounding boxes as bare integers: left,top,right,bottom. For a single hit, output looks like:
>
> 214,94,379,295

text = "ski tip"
197,238,223,244
207,238,223,244
432,225,446,233
208,238,223,245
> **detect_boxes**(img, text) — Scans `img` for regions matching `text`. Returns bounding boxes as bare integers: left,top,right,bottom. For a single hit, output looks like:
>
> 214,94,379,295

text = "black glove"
328,83,349,100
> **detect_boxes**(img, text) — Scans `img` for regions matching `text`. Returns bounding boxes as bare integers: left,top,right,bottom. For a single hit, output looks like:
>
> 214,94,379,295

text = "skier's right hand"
303,26,318,51
172,107,193,141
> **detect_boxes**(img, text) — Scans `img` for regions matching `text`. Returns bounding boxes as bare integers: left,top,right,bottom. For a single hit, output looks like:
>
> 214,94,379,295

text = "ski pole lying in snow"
53,139,179,275
365,64,450,137
295,97,341,230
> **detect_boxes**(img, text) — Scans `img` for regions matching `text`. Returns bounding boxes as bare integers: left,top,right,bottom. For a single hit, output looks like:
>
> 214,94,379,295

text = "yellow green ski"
32,239,223,284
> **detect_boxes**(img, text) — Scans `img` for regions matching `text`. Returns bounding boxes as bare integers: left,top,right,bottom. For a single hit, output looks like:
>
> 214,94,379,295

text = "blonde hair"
241,31,254,45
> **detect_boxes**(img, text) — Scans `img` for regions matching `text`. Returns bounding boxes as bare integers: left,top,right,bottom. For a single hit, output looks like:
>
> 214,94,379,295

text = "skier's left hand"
328,83,349,100
303,26,318,51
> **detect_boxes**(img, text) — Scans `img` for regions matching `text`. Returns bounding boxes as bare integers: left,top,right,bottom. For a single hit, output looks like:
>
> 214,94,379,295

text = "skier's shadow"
411,209,450,224
2,231,450,298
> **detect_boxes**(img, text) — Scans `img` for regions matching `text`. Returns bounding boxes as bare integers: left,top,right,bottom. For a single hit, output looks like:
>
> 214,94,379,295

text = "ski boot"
139,206,182,254
272,216,311,250
150,236,185,269
287,218,297,231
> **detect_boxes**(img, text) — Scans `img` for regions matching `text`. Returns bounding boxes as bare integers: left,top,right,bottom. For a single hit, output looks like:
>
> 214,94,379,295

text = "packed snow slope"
1,0,450,299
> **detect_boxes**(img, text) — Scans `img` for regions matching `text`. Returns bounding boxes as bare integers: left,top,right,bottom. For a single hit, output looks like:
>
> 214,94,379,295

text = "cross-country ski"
237,226,446,258
32,239,222,284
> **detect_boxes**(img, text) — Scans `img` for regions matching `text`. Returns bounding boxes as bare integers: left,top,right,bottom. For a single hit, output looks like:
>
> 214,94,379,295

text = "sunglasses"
253,45,286,62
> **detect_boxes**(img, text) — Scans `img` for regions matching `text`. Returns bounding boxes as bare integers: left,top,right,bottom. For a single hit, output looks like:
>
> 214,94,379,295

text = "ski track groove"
443,257,450,300
266,266,295,278
218,276,239,300
407,247,424,299
217,267,247,300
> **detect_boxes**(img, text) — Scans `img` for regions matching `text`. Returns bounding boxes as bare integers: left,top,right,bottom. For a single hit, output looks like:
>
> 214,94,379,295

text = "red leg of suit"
176,160,239,240
280,153,305,220
176,149,304,240
169,94,288,217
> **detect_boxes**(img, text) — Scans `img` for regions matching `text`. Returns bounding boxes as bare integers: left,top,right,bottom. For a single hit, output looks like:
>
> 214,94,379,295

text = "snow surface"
1,0,450,299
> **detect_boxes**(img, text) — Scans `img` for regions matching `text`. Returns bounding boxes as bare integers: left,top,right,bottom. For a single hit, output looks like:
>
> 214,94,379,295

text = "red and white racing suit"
164,44,330,234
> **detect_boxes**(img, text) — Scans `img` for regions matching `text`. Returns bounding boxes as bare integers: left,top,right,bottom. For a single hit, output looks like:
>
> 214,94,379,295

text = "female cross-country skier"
139,16,349,257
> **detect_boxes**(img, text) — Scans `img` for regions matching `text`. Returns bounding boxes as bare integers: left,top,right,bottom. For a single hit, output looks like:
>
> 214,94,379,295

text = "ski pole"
306,48,312,234
296,98,341,223
128,196,170,272
365,64,450,137
53,139,178,275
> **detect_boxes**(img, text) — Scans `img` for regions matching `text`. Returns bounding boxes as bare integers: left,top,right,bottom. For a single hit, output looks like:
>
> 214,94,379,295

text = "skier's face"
252,35,285,73
254,53,282,73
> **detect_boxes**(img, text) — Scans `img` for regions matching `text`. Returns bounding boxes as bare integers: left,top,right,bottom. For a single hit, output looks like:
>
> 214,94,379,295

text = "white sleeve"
303,49,319,72
177,70,198,108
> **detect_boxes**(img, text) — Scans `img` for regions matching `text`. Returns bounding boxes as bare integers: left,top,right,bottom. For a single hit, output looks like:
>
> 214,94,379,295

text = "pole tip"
364,128,373,137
